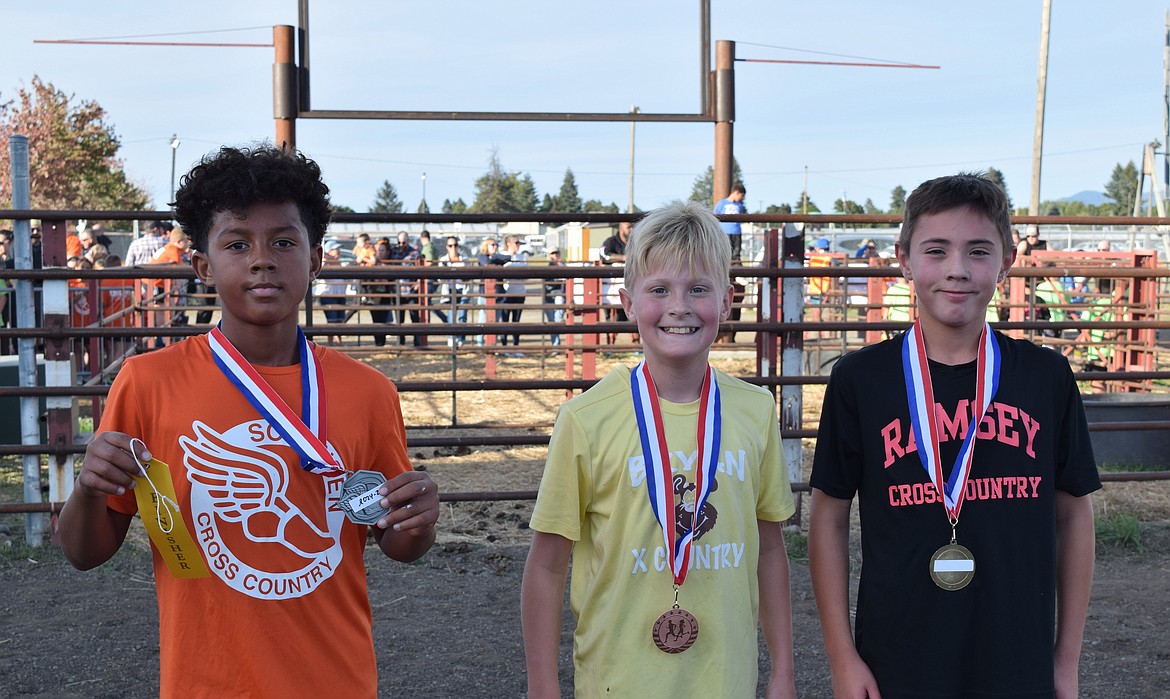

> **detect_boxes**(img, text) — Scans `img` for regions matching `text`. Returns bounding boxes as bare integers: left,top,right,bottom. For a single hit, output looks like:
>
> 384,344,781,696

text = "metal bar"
297,110,712,123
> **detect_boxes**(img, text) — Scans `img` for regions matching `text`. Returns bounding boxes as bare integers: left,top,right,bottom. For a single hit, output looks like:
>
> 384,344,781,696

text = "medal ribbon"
208,324,342,474
902,321,1000,520
631,361,721,585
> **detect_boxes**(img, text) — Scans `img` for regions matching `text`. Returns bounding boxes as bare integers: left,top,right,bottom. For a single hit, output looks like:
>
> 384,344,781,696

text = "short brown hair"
900,172,1012,253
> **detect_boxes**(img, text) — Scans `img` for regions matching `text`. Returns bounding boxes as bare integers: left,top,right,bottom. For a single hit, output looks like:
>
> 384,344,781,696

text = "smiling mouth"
661,327,698,335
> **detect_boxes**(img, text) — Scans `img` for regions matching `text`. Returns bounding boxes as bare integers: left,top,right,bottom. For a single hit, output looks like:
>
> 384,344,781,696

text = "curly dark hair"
172,144,332,252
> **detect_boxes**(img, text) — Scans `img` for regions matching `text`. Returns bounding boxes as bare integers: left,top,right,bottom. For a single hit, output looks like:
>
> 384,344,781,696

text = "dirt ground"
2,347,1169,698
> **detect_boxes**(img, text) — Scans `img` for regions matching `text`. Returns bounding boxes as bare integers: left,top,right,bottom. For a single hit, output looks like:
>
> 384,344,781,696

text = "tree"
0,76,149,210
582,199,620,213
863,198,882,215
417,198,430,214
1103,161,1139,215
688,158,744,207
552,168,582,212
441,198,469,214
764,203,792,214
889,185,907,214
332,204,356,214
470,151,539,213
984,167,1012,209
370,180,403,213
539,193,554,212
833,198,864,215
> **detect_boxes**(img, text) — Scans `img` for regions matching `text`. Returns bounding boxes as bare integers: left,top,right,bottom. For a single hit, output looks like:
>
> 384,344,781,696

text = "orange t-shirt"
105,334,412,699
66,234,82,259
353,243,376,267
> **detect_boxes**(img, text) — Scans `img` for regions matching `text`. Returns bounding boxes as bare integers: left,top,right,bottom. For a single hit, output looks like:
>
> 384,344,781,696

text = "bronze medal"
651,607,699,653
338,470,390,525
929,542,976,591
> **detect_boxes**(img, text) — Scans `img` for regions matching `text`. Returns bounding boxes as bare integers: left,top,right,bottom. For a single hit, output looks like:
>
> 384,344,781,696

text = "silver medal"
339,470,390,525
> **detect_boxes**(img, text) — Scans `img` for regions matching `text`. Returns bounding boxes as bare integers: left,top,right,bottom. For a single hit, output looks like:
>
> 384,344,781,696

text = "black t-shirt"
599,234,626,264
811,331,1100,698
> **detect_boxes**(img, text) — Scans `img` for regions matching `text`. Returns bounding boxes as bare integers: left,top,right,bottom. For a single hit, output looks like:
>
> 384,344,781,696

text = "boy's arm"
58,431,140,570
808,489,882,699
371,471,438,562
757,519,797,699
521,531,573,699
1054,491,1095,699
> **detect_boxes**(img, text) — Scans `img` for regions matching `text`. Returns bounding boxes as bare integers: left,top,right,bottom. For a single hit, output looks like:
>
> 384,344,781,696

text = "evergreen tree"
984,167,1012,209
688,158,744,207
540,193,554,212
1103,161,1140,215
552,168,582,212
470,151,539,213
889,185,907,214
863,198,882,215
417,198,430,214
332,204,356,214
370,180,403,213
765,203,792,214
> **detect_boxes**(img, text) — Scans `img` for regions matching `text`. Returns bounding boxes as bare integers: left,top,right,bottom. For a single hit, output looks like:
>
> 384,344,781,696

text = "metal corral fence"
3,211,1170,526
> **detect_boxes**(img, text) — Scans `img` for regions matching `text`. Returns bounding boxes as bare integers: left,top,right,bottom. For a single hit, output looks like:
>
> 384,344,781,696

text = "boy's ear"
619,287,635,322
191,251,213,287
720,283,733,321
310,244,324,280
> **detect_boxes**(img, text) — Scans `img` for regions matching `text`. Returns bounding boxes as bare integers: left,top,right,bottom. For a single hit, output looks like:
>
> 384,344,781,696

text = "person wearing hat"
318,239,349,344
542,248,566,347
1015,224,1046,265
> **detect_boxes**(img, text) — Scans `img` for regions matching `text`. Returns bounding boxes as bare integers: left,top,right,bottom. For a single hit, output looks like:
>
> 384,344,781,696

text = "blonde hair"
623,201,731,292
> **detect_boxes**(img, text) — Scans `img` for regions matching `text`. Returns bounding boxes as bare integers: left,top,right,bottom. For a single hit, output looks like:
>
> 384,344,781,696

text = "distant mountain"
1060,190,1109,206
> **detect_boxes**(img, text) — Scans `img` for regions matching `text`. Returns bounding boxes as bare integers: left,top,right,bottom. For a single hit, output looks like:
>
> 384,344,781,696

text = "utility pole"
628,105,639,212
1030,0,1052,216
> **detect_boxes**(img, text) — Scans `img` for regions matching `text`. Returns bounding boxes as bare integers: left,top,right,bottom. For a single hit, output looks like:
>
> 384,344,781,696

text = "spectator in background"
543,248,566,347
1096,239,1112,252
854,238,878,259
1015,224,1047,265
125,221,170,266
477,238,507,346
496,235,529,353
416,229,447,324
151,227,192,329
90,223,114,249
438,236,471,347
714,182,747,262
353,232,376,267
599,222,632,345
390,230,421,346
365,238,394,347
318,240,347,344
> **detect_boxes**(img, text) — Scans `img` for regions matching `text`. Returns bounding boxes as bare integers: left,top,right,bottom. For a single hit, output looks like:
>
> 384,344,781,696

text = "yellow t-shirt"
531,365,796,697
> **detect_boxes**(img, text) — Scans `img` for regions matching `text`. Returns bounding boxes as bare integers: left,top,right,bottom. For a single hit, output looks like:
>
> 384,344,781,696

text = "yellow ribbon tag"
132,456,210,579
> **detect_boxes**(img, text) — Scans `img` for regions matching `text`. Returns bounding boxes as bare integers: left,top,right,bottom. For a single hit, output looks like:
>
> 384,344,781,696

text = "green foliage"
0,76,149,210
370,180,403,213
582,199,620,213
863,198,882,215
1104,161,1139,215
765,203,792,214
1096,511,1143,550
442,198,469,214
417,198,430,214
470,151,539,213
889,185,906,214
985,167,1012,209
783,529,808,562
833,198,864,215
688,158,744,207
549,168,582,212
331,204,356,214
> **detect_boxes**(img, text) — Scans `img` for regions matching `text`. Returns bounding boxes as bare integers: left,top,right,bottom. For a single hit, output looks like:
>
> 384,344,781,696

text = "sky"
4,1,1168,215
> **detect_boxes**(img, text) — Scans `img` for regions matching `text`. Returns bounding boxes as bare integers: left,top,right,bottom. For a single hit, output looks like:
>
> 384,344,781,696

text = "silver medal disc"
339,470,390,525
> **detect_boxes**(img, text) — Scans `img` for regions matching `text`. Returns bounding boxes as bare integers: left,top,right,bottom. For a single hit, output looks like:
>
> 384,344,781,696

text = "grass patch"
783,529,808,562
1095,511,1143,551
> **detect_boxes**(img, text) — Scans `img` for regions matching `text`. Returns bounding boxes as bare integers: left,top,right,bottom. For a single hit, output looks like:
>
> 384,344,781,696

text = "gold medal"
651,606,698,653
929,541,976,591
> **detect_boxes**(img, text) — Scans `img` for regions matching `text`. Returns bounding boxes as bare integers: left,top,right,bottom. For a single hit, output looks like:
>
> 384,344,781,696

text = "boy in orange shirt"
58,145,439,699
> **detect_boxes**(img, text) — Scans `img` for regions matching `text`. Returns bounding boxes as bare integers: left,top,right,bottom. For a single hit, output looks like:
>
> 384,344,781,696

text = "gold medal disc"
929,542,976,591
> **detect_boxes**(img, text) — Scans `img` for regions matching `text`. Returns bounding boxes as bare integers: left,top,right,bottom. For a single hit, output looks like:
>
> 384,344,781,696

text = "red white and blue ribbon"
208,324,342,475
630,361,721,585
901,321,1000,520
